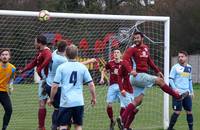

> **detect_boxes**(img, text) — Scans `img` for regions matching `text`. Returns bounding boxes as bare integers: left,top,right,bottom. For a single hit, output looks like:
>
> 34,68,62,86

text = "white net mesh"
0,12,167,130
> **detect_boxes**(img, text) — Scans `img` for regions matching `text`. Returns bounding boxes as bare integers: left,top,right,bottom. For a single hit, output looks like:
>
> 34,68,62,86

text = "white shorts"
38,80,48,100
120,92,134,108
130,73,157,97
106,84,120,103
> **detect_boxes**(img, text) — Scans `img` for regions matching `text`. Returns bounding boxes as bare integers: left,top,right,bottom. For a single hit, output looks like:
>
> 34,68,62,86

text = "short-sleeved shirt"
46,50,68,86
54,61,92,108
0,62,16,92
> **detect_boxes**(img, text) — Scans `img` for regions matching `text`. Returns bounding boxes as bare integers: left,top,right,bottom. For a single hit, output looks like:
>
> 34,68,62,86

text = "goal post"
0,10,170,130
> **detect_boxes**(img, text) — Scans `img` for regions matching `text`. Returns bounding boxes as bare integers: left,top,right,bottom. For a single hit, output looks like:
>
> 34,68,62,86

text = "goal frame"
0,10,170,129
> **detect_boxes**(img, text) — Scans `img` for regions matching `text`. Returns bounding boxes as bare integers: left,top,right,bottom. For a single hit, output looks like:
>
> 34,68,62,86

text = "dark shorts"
58,106,84,126
45,84,61,108
172,95,192,111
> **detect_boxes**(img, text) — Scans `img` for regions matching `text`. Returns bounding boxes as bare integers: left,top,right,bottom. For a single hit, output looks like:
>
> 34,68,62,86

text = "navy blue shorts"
45,84,61,108
172,95,192,111
58,106,84,126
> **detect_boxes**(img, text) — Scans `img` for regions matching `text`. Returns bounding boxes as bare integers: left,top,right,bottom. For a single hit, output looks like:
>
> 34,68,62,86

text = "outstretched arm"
21,56,37,73
81,58,96,65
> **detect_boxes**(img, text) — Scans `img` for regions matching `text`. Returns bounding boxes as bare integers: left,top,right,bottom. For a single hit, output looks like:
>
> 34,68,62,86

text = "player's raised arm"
21,55,37,73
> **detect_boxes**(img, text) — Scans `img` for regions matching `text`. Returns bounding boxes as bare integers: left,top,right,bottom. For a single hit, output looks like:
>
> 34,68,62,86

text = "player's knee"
107,103,112,107
174,111,181,115
60,126,67,130
155,77,165,86
186,111,192,115
74,125,82,130
133,95,144,106
39,100,46,108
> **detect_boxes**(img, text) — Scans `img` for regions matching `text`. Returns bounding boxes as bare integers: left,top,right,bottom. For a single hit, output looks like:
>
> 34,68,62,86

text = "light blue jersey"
46,50,68,86
169,63,193,94
54,61,93,108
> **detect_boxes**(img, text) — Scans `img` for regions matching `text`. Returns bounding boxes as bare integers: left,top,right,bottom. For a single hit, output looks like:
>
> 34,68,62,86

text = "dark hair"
0,48,11,55
66,44,78,59
179,50,188,56
36,35,47,45
133,32,144,38
57,40,67,52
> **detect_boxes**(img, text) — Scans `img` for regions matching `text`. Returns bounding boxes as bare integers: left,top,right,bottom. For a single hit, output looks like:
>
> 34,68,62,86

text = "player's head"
35,35,47,50
178,50,188,65
56,40,67,53
133,32,144,46
113,49,122,60
66,44,78,60
0,48,11,64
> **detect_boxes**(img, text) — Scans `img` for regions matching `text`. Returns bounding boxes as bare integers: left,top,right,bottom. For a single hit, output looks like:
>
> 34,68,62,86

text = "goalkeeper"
0,48,16,130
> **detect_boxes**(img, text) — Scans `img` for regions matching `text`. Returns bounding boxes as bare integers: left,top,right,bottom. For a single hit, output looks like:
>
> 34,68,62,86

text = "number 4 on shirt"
70,71,77,86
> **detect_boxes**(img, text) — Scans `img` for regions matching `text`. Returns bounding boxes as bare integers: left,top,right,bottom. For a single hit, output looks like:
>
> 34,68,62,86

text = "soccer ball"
38,10,50,22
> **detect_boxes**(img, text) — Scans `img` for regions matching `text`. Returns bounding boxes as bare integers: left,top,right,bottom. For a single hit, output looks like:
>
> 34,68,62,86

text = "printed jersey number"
69,71,77,86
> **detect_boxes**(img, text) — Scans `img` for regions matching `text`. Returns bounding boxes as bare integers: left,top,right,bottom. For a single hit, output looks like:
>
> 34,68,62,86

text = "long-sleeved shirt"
118,61,133,93
123,44,160,73
169,63,193,94
22,47,52,79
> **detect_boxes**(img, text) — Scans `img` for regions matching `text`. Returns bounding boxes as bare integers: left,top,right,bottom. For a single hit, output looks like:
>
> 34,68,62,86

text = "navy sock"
187,114,193,130
168,112,179,129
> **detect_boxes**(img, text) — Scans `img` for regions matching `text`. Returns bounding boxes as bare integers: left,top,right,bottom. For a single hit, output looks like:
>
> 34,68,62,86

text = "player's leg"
155,77,189,99
117,87,144,130
58,107,72,130
182,95,193,130
72,106,84,130
38,80,48,130
106,84,119,129
120,92,138,129
0,92,12,130
52,87,62,130
168,97,182,130
122,94,143,126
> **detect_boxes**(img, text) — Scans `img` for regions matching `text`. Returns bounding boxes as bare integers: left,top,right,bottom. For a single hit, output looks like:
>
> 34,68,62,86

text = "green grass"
0,84,200,130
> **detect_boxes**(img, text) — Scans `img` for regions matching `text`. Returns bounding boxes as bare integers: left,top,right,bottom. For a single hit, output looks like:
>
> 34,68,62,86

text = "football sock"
122,103,136,124
161,84,180,99
38,108,46,128
120,107,125,117
187,114,193,130
168,112,179,129
107,106,114,122
124,109,138,128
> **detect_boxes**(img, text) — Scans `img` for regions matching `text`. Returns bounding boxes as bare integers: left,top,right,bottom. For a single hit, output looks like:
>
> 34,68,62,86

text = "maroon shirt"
22,47,52,79
123,44,160,73
118,61,133,93
105,60,122,86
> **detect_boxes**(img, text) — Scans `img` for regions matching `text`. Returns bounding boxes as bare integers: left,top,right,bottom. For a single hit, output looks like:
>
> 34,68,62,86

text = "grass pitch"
0,84,199,130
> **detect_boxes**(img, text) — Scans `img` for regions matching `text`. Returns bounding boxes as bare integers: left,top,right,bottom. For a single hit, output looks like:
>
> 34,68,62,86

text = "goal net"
0,10,169,130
